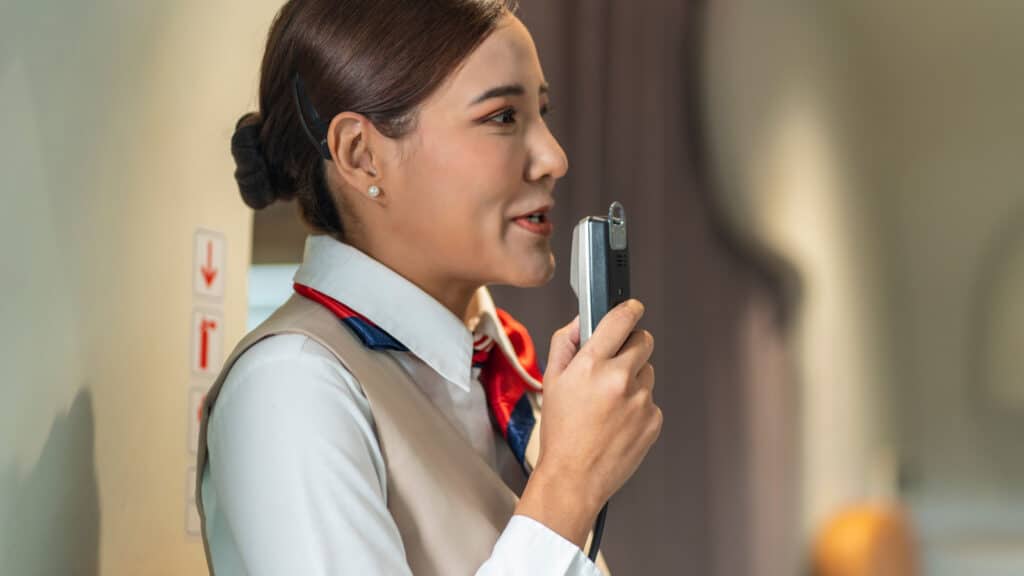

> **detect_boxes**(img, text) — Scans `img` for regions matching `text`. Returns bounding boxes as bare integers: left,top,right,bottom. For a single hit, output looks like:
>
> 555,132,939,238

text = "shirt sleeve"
206,334,603,576
477,515,605,576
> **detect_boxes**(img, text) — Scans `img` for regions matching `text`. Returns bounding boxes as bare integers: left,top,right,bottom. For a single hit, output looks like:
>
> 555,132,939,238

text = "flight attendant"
196,1,661,574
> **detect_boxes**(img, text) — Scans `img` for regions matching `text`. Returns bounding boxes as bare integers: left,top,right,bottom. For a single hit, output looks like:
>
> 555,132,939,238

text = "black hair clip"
292,73,333,160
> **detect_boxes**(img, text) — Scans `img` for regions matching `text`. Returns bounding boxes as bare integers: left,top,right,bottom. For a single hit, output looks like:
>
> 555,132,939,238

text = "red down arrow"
201,240,218,288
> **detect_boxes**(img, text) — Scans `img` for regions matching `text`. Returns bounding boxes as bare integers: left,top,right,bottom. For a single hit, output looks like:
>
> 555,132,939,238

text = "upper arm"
206,334,413,576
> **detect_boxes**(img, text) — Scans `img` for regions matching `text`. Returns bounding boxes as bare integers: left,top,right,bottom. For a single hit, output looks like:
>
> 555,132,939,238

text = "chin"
505,251,556,287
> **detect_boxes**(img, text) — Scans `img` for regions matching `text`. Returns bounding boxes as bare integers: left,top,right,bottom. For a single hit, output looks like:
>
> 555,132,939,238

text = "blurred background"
2,0,1022,574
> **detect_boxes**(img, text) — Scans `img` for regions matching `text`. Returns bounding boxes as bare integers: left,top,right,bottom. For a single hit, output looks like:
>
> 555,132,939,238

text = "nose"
526,120,569,184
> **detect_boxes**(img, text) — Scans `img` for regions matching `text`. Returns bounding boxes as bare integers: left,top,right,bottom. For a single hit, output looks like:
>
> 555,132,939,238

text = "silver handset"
570,201,630,345
568,201,630,562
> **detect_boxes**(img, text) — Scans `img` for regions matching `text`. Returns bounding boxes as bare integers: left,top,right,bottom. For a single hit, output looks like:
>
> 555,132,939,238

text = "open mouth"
512,211,553,236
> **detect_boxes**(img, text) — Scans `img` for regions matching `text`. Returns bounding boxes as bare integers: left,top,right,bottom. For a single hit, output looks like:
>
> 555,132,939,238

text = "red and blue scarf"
293,282,540,472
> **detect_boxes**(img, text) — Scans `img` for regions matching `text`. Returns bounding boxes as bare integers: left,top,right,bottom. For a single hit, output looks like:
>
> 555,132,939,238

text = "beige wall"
851,0,1024,499
704,0,894,542
0,1,281,573
704,0,1024,565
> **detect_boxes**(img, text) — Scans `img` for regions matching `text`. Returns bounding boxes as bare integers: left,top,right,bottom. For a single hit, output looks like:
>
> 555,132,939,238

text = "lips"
509,203,553,220
509,199,555,237
512,214,553,237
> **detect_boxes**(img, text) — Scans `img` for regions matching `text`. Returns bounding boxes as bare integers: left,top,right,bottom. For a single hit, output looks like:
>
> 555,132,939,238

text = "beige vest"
195,292,610,575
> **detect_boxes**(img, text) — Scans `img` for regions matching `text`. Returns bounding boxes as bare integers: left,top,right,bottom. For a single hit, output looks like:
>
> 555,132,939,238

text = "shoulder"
210,333,373,438
222,333,364,397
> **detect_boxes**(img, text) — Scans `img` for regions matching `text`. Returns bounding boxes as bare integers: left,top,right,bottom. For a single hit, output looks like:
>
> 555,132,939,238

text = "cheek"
439,133,520,191
406,137,520,236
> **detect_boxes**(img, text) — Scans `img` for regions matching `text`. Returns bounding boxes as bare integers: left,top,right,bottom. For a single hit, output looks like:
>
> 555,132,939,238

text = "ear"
325,112,383,195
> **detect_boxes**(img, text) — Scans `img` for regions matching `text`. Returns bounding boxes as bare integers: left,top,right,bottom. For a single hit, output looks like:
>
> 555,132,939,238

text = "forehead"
431,15,546,106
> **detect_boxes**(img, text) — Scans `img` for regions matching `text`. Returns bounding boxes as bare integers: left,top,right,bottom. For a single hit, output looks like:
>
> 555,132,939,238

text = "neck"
348,235,482,324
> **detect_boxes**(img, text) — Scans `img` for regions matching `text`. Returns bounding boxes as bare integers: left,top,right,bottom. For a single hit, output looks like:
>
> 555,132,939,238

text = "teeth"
526,214,544,223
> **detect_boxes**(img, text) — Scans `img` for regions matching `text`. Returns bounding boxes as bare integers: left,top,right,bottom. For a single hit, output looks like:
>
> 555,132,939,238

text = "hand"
514,299,661,549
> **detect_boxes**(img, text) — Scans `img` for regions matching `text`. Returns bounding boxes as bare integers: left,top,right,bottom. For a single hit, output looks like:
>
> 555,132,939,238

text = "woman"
195,1,661,574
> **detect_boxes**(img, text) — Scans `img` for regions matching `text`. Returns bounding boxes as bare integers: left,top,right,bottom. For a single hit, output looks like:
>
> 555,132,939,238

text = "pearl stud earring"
368,185,381,198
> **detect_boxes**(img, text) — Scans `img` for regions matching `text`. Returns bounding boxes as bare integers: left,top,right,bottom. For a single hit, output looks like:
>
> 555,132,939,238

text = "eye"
489,107,518,126
485,104,554,126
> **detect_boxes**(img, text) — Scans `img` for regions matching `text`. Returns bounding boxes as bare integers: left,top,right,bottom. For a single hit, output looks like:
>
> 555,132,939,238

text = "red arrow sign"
199,318,218,370
200,240,218,288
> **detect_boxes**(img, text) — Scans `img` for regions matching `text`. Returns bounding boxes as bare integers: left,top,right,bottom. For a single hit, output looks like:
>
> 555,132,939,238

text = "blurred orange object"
812,505,919,576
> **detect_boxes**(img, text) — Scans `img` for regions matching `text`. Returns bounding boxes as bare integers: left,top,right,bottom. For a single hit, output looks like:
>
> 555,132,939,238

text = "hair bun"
231,113,277,210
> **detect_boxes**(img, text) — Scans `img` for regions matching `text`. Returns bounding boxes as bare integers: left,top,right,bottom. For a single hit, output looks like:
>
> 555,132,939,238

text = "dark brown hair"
231,0,519,239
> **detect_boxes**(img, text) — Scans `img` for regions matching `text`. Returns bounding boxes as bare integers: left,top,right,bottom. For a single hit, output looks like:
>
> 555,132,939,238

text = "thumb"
544,315,580,381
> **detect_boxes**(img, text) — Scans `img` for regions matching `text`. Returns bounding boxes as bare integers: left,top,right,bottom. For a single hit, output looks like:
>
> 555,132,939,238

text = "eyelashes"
487,104,554,126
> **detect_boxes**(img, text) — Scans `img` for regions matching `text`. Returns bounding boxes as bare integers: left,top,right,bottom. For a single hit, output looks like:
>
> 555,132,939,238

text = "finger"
565,315,580,349
637,363,655,392
582,299,645,360
610,329,655,376
545,315,581,379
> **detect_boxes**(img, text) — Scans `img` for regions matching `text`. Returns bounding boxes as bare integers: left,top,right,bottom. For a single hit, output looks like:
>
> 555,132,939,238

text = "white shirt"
201,234,602,575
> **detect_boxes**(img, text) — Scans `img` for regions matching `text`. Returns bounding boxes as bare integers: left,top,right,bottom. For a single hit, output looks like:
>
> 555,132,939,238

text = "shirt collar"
293,234,523,393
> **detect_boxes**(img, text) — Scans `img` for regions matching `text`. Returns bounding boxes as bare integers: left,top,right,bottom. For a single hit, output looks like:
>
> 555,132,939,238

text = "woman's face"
374,13,568,293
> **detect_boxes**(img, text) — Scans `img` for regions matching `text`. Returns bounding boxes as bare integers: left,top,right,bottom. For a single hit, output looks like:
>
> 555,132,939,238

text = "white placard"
194,228,226,300
192,309,224,376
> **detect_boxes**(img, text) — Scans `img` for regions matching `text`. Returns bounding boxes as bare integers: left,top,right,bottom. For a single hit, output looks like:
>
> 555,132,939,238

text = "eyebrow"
469,82,550,106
